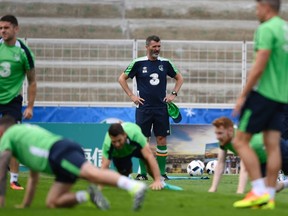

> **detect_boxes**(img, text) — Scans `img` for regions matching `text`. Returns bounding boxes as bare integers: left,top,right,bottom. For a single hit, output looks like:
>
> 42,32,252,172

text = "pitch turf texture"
2,173,287,216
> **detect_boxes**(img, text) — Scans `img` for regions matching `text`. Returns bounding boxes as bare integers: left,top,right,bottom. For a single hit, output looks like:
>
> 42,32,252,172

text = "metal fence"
24,39,254,108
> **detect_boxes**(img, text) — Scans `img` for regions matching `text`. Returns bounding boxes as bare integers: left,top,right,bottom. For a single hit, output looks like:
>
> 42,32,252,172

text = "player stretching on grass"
232,0,288,209
208,117,267,194
209,117,288,196
0,116,146,210
101,122,164,190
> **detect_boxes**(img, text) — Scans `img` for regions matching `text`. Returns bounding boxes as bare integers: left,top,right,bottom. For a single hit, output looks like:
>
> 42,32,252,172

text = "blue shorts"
112,147,144,176
48,139,86,183
0,95,23,123
238,91,285,133
136,107,170,137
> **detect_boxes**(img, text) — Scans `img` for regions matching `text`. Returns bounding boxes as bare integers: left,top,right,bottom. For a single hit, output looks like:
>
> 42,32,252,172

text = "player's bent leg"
46,182,74,208
80,162,120,186
9,157,23,190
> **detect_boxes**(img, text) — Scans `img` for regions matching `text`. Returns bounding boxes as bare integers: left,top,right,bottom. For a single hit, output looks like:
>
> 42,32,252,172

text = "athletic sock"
283,179,288,188
267,187,275,200
76,191,89,203
156,145,168,175
251,178,267,196
10,172,19,183
117,176,139,191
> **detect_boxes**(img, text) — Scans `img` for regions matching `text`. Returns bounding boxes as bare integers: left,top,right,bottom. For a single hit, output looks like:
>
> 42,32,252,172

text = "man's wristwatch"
171,91,177,96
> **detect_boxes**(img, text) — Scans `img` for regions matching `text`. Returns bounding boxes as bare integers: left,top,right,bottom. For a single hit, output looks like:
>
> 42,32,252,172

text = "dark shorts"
280,138,288,175
238,91,285,133
136,107,170,137
112,147,144,176
0,95,23,123
48,139,86,184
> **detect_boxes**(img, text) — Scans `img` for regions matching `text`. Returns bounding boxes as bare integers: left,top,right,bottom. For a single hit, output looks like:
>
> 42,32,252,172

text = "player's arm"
17,170,39,208
23,68,37,119
101,157,111,170
208,149,227,192
118,73,144,105
118,73,133,98
141,144,163,190
165,73,184,103
98,156,111,190
0,151,12,207
233,49,270,116
172,73,184,95
236,160,248,194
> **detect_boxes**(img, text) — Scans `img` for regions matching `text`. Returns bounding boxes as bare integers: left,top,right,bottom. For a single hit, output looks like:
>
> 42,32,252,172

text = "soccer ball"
187,160,204,176
205,160,218,175
277,170,287,182
195,160,205,169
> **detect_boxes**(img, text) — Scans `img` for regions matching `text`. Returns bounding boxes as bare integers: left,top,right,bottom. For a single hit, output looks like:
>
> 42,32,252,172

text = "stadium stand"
1,0,287,106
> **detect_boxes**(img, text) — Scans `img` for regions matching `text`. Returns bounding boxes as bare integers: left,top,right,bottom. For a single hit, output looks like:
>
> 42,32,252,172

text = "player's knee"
156,136,166,145
119,168,132,177
45,200,56,208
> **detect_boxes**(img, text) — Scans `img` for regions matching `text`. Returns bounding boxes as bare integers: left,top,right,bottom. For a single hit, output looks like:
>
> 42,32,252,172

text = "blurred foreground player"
0,116,146,211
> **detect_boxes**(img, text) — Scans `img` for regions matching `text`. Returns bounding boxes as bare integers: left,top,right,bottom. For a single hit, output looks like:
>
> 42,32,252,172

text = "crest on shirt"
14,54,20,61
142,67,147,73
159,65,163,71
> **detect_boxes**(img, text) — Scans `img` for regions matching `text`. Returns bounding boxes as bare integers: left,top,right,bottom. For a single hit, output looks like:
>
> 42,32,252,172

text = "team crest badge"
142,67,147,73
159,65,163,71
14,54,20,61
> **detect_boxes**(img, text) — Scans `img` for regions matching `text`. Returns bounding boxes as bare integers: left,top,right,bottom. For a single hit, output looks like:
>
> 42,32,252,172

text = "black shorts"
112,147,144,176
280,138,288,175
0,95,23,123
238,91,285,133
48,139,86,183
136,107,170,137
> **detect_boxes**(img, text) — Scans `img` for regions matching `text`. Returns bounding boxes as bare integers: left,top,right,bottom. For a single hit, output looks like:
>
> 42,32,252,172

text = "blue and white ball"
205,160,218,175
187,160,204,176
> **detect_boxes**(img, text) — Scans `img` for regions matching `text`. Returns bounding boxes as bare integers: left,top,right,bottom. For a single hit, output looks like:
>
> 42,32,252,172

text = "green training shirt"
102,122,147,159
220,133,267,163
0,39,35,104
0,124,62,174
253,16,288,103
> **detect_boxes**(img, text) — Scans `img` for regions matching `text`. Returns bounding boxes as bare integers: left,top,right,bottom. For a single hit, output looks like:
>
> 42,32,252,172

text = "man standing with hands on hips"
0,14,37,190
119,35,183,180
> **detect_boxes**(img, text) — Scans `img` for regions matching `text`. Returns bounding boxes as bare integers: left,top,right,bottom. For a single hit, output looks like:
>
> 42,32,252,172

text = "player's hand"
208,187,216,193
149,180,164,190
23,107,33,119
130,95,145,106
232,96,246,117
15,204,28,208
164,94,176,103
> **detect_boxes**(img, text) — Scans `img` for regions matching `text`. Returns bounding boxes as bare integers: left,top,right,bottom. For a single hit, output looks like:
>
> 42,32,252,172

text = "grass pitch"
2,173,287,216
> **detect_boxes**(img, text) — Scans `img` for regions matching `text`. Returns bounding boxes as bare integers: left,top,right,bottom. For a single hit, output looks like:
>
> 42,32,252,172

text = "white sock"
10,172,18,183
251,178,266,196
283,179,288,188
117,176,139,191
75,191,89,203
267,187,275,200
